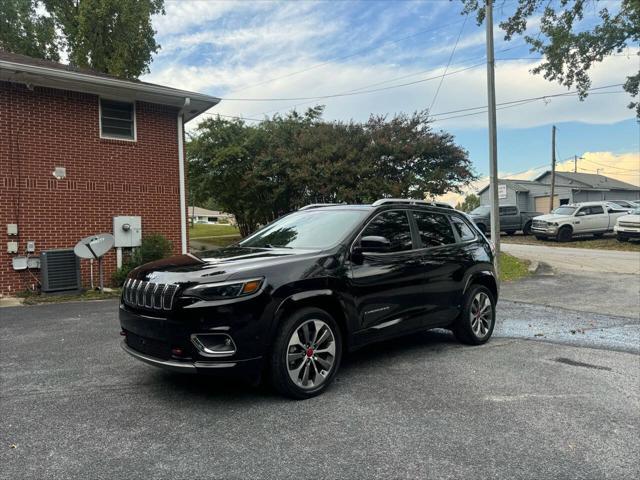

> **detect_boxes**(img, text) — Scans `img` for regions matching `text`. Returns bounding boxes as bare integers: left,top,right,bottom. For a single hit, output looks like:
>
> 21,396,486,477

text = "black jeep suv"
119,200,498,399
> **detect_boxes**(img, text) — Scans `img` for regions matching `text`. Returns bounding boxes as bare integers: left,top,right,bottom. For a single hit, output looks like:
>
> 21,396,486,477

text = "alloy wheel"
286,319,336,390
470,292,492,338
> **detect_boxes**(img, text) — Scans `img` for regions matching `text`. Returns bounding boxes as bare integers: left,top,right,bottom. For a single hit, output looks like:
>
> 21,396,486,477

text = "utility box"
113,216,142,248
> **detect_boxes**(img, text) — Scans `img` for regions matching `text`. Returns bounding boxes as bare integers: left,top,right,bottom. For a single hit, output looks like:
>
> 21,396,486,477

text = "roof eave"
0,59,220,122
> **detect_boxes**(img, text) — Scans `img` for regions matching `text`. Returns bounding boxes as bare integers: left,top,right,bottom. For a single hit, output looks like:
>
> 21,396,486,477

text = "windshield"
239,209,369,249
552,206,577,215
631,207,640,215
470,206,491,215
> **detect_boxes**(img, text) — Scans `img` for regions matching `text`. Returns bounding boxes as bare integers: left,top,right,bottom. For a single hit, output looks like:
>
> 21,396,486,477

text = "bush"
112,234,173,286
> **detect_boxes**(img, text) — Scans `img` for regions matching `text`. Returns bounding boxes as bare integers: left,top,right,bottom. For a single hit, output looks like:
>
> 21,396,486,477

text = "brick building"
0,51,219,295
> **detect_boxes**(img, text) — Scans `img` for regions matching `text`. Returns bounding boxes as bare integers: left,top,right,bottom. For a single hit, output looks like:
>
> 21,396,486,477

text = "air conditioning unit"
40,249,81,293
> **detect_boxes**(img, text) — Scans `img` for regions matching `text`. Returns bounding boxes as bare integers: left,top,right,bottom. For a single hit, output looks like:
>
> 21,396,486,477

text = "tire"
556,226,572,242
477,223,487,235
617,236,629,243
523,221,532,236
452,285,496,345
505,230,516,236
270,307,342,399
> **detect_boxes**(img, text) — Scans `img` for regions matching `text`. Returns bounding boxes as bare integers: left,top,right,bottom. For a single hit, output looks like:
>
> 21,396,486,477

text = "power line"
428,14,469,113
223,18,468,96
581,158,640,173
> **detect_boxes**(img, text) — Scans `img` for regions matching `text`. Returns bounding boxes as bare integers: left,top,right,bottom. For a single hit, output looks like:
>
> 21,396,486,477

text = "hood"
128,246,321,285
618,214,640,224
533,214,574,222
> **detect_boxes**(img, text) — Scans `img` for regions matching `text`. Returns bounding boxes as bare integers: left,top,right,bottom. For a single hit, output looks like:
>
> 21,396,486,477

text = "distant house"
478,171,640,213
0,51,219,295
189,207,236,225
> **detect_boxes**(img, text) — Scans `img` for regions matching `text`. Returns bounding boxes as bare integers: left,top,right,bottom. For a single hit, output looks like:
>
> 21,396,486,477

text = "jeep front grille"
123,279,178,310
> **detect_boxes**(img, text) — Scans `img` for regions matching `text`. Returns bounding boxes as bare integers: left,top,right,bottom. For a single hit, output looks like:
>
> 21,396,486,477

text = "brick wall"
0,81,187,295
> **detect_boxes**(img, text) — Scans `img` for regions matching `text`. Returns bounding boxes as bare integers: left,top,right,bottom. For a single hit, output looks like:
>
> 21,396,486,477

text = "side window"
451,216,476,242
502,206,518,215
498,206,506,215
360,211,412,252
589,205,604,215
413,211,456,247
100,98,135,140
576,208,588,216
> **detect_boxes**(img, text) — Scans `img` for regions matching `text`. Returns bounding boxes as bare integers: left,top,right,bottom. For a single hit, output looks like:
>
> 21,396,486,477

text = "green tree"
461,0,640,115
455,193,481,212
188,108,476,236
43,0,164,78
0,0,59,60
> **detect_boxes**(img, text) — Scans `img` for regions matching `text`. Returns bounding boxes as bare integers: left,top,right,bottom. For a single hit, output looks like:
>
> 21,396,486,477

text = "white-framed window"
99,98,136,141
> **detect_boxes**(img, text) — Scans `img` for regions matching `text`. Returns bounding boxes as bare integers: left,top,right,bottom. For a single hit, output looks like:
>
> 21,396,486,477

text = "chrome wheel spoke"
286,318,336,390
470,292,492,338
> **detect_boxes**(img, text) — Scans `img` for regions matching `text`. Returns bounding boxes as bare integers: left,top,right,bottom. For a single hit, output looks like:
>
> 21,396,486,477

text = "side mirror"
576,211,586,217
360,235,392,253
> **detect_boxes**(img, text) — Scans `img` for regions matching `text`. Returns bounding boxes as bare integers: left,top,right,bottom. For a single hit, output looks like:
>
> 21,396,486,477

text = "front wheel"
270,307,342,399
523,222,532,236
556,226,572,242
452,285,496,345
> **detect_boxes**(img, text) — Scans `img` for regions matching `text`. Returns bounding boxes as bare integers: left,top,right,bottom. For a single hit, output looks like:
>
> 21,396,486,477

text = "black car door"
410,210,466,325
348,209,427,342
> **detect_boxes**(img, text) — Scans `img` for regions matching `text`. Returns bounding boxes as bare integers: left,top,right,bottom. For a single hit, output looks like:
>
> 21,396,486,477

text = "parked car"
119,199,498,399
607,200,637,209
468,205,541,235
531,201,631,242
614,206,640,242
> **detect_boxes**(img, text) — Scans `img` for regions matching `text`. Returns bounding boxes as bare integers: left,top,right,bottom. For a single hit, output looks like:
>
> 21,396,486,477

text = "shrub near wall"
112,234,173,286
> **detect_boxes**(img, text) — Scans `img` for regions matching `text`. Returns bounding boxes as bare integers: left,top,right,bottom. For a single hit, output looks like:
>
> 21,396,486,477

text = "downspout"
178,98,190,254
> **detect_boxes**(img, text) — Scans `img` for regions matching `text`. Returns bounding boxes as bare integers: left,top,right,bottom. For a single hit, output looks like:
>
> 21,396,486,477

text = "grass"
499,252,530,283
189,223,239,238
501,232,640,252
16,288,121,305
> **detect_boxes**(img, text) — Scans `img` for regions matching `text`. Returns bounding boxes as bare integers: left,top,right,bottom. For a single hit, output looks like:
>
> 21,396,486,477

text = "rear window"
451,216,476,241
412,211,456,247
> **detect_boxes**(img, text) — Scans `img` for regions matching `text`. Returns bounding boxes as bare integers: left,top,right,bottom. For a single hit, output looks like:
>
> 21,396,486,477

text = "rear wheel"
556,226,572,242
270,307,342,399
452,285,496,345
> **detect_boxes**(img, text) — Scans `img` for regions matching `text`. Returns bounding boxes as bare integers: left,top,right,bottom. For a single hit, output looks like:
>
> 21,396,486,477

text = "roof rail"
299,203,343,211
372,198,453,209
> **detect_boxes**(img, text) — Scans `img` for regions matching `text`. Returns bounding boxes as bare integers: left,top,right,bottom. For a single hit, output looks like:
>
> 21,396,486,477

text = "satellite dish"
74,233,115,293
74,233,115,260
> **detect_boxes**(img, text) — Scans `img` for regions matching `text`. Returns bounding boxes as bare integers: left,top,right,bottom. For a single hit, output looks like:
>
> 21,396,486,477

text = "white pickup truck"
531,201,631,242
614,206,640,242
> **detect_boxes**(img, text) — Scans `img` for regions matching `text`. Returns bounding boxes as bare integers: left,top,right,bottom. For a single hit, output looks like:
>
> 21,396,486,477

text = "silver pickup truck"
468,205,542,236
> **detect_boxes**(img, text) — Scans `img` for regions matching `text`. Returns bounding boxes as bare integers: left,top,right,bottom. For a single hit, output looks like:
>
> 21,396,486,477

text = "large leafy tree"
455,193,481,212
0,0,59,60
1,0,164,78
188,108,476,236
461,0,640,115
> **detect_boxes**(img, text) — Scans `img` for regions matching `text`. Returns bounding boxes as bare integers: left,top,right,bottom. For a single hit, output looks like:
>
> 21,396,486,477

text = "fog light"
190,333,236,357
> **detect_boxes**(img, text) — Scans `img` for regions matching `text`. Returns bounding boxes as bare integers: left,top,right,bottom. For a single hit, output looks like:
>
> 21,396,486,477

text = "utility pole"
574,154,578,173
485,0,500,269
549,125,556,213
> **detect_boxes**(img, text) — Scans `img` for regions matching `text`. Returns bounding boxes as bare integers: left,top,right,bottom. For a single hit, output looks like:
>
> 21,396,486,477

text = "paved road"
501,243,640,319
1,299,638,480
502,242,640,274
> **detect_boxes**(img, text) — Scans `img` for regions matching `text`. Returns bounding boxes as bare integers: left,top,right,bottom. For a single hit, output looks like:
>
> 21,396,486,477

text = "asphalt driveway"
1,298,639,480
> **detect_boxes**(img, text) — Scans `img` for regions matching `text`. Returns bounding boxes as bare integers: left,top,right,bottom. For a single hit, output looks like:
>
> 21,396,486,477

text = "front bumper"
121,340,262,375
615,229,640,239
531,225,558,236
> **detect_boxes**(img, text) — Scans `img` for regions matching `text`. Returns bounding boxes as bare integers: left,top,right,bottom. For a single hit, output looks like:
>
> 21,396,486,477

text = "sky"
143,0,640,203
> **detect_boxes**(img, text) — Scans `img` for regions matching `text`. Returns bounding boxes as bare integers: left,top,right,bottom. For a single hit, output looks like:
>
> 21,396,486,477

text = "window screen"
413,211,456,247
361,211,413,252
451,216,476,242
101,99,134,139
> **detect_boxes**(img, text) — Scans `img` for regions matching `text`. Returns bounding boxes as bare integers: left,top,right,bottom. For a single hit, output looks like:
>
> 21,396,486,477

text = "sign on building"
498,184,507,199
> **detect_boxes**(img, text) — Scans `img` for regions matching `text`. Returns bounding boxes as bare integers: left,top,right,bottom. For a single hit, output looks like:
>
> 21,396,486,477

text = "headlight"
183,278,264,301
